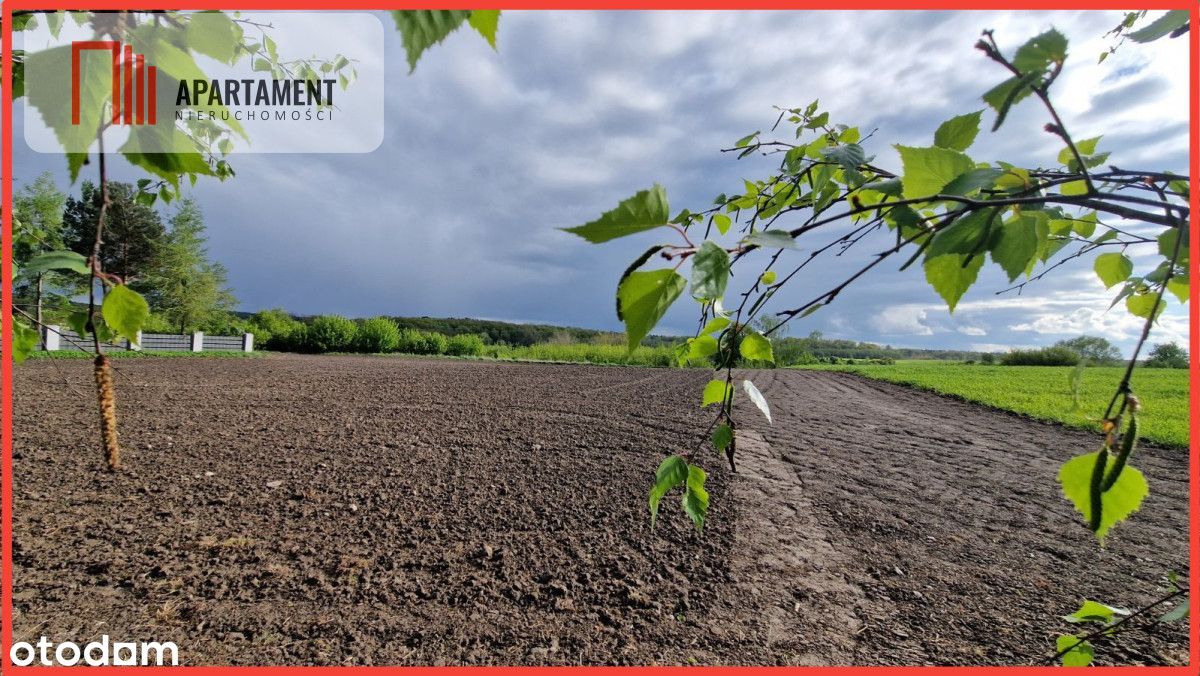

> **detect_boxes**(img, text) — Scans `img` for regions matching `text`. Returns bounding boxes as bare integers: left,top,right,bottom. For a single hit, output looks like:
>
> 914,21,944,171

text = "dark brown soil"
12,355,1190,665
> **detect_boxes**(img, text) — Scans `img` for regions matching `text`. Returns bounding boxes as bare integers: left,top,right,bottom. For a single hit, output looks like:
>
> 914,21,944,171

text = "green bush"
198,313,247,336
306,315,358,353
140,311,177,334
247,308,306,350
1000,346,1080,366
396,328,449,355
1144,342,1188,369
446,333,486,356
356,317,401,353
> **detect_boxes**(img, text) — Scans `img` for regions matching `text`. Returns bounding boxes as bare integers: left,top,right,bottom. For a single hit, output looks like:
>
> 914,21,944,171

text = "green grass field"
795,361,1189,447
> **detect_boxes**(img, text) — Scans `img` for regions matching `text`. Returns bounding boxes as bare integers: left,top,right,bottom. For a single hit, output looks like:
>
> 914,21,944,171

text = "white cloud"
958,326,987,336
1010,306,1188,346
971,342,1033,353
871,305,934,336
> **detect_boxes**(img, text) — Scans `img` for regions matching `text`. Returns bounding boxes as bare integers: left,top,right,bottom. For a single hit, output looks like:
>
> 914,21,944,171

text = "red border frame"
1,3,1197,671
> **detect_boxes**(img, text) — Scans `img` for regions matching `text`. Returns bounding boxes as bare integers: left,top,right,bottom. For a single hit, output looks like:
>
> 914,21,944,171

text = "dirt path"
11,356,1190,665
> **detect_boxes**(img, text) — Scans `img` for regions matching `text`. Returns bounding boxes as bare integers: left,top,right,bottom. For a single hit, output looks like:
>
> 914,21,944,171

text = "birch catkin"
93,354,120,470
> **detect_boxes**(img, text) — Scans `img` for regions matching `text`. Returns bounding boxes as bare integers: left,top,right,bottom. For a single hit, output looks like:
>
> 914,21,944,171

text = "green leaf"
12,320,40,364
24,46,109,168
740,331,774,363
926,209,995,258
819,143,865,172
45,11,65,38
467,10,500,48
1072,213,1098,238
702,379,731,407
933,111,983,151
21,250,90,276
685,335,718,363
742,230,797,249
696,316,729,338
1126,293,1165,320
711,424,733,452
100,284,149,346
1160,602,1190,623
941,168,1003,196
648,455,689,526
1057,636,1094,667
12,50,24,99
1012,29,1068,72
391,10,473,71
1059,451,1148,543
1166,277,1188,304
982,73,1039,131
804,112,828,129
895,145,975,199
1064,600,1123,625
712,213,732,235
700,317,730,336
1158,227,1187,261
1094,253,1133,289
760,270,777,286
186,11,240,64
691,241,730,301
682,464,709,532
742,379,771,423
1060,180,1089,196
923,254,984,312
864,178,904,198
562,185,670,244
119,127,218,187
616,269,686,352
991,214,1041,282
66,311,91,339
734,131,760,148
1127,10,1190,43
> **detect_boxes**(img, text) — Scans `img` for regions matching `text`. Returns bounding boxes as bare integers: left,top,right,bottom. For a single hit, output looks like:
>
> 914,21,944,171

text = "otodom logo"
71,41,157,126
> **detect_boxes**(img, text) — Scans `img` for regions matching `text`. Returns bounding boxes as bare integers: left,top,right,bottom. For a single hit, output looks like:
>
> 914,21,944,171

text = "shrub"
1000,346,1080,366
1144,342,1188,369
446,333,486,356
980,352,996,365
248,308,306,350
198,313,247,336
140,311,177,334
356,317,401,353
305,315,358,353
397,328,449,355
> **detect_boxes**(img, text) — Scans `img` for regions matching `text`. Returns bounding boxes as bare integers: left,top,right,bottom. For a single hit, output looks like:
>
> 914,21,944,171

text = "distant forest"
234,312,983,360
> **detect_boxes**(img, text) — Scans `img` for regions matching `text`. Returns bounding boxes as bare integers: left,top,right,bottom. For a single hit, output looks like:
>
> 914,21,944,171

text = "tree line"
13,172,238,338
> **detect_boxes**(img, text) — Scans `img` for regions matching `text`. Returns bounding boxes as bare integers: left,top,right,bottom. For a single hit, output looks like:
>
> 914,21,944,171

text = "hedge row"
252,313,486,356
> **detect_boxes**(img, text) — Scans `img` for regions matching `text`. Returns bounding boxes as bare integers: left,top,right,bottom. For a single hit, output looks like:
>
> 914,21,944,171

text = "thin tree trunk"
35,273,43,327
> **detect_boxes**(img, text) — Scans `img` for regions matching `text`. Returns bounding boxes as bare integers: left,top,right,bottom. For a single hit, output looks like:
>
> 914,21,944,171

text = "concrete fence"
41,327,254,353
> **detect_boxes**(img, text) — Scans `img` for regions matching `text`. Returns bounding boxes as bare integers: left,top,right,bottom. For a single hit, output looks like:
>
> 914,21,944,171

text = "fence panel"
140,333,192,351
40,327,254,353
203,335,245,351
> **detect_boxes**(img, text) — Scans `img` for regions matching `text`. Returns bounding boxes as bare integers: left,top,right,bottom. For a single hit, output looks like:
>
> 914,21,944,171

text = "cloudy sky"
11,10,1192,354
